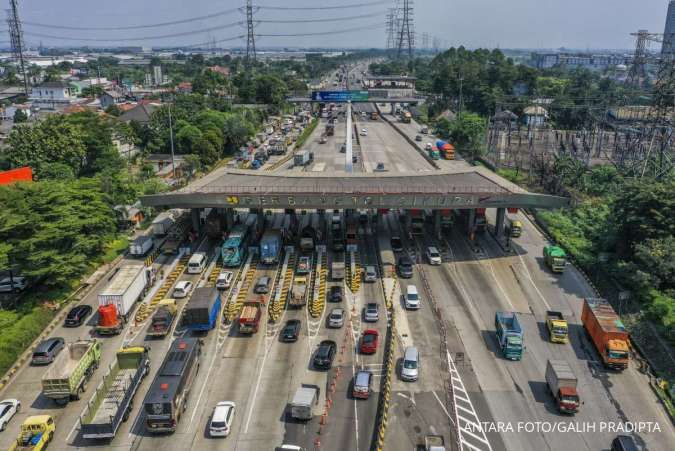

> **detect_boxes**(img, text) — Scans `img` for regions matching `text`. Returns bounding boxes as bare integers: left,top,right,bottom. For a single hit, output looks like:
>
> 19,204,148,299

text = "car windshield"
211,421,226,428
403,359,417,369
367,304,377,311
363,334,376,343
608,350,628,359
407,293,418,301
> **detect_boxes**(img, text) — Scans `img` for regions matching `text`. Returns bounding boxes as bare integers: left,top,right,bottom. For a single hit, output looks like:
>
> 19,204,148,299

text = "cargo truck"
581,298,630,370
183,288,221,332
129,236,153,256
544,245,567,273
545,359,580,414
436,140,455,160
331,258,345,280
260,230,283,264
289,385,319,421
428,146,440,160
147,299,177,338
9,415,55,451
239,300,262,334
424,435,446,451
79,347,150,439
410,209,425,235
41,339,102,405
402,111,412,123
546,311,569,343
294,150,312,167
475,208,487,233
151,212,175,236
96,263,155,335
495,311,524,360
290,276,308,307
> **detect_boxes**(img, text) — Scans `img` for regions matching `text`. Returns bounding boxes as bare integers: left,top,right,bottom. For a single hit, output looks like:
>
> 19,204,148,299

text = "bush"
0,306,56,376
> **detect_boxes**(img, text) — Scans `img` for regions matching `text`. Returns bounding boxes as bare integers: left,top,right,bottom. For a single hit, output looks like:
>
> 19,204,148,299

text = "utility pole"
7,0,28,95
168,103,176,179
396,0,414,60
457,73,463,117
245,0,257,66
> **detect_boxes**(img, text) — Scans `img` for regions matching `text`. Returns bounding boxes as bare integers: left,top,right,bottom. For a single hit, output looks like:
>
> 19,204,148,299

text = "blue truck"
183,288,221,332
260,230,283,264
495,311,524,360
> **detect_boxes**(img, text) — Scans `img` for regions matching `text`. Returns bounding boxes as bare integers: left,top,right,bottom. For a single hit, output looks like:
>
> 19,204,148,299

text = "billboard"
311,90,369,102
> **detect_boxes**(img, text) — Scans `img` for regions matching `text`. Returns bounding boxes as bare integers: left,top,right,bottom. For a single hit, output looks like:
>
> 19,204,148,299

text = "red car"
359,329,379,354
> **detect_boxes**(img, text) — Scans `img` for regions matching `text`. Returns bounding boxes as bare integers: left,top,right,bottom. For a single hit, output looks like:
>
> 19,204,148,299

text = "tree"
183,154,202,180
105,104,122,116
449,113,485,159
254,75,287,105
81,85,105,98
222,114,254,151
175,123,203,154
12,109,27,123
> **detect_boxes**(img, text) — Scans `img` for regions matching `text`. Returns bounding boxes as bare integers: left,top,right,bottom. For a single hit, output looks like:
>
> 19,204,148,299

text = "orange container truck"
581,298,630,371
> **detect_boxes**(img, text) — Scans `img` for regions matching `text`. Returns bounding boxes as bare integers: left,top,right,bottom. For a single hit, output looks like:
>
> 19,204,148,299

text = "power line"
22,7,239,31
258,11,383,23
258,0,389,10
256,22,385,37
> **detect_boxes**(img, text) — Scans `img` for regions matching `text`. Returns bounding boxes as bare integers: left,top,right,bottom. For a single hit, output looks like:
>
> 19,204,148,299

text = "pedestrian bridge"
141,166,568,210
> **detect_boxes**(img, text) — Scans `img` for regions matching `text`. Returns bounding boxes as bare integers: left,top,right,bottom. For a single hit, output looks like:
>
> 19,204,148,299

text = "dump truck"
147,299,177,338
41,339,102,405
581,298,630,371
401,111,412,123
290,385,319,421
508,219,523,237
80,347,150,440
545,359,580,414
151,212,175,236
331,258,345,280
290,276,308,307
8,415,55,451
96,263,155,335
428,146,440,160
546,311,569,343
544,245,567,273
163,213,192,255
424,435,446,451
129,236,153,256
239,300,262,334
183,287,221,332
495,311,524,360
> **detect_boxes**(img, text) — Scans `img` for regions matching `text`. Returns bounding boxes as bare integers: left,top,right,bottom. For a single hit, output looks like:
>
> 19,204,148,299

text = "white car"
426,247,442,265
209,401,236,437
0,399,20,431
359,128,368,136
404,285,421,310
364,266,377,283
172,280,193,298
215,271,234,290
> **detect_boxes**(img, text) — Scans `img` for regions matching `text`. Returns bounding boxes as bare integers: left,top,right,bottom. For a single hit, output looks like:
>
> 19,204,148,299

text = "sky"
18,0,670,50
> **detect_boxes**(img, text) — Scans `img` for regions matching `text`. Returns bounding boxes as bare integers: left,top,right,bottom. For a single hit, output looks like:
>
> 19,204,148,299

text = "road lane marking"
432,390,453,423
515,252,552,311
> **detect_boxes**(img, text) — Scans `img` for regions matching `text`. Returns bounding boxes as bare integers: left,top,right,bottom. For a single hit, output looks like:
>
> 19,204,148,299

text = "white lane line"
188,337,220,427
516,252,552,311
432,390,454,424
351,332,360,451
483,257,515,311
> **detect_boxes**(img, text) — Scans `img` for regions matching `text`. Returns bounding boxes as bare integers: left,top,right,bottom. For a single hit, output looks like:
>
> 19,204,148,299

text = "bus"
144,338,201,433
222,224,251,267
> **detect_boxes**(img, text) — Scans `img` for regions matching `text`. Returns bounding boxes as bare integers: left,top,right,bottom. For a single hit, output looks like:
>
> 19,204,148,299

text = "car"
611,435,639,451
360,111,367,118
359,329,379,354
329,285,343,303
364,266,377,283
209,401,236,437
364,303,379,322
0,276,27,293
400,346,420,381
254,276,271,294
319,136,327,144
327,308,345,328
426,247,442,265
360,128,368,136
31,337,65,365
281,319,301,342
352,155,358,163
297,256,311,274
397,256,414,278
404,285,421,309
352,371,373,399
173,280,193,298
374,162,386,172
313,340,337,369
390,236,403,252
216,271,234,290
425,142,433,150
340,143,346,153
0,399,20,431
415,134,423,141
64,304,93,327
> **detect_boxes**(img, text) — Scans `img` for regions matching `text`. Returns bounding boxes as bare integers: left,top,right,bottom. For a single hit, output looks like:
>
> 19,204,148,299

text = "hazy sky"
19,0,669,50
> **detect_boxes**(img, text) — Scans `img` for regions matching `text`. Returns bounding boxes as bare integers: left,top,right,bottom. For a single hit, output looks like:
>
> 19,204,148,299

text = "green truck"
41,339,102,405
543,245,567,273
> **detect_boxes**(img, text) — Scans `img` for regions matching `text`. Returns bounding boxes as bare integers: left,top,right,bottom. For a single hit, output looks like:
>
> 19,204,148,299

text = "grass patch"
98,236,129,265
497,168,528,186
294,118,319,150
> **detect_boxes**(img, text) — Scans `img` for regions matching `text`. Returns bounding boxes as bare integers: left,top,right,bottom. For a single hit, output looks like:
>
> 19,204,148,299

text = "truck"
297,256,311,274
96,263,155,335
183,287,222,332
544,245,567,273
424,435,446,451
546,311,569,343
581,298,630,371
325,123,335,136
129,235,153,256
79,347,150,439
410,209,425,235
495,311,524,360
331,258,345,280
8,415,55,451
370,111,379,120
260,230,283,264
147,299,178,338
204,209,225,239
151,212,174,236
402,111,412,123
41,339,102,405
294,150,312,167
475,208,487,233
545,359,580,414
428,146,440,160
507,218,523,237
290,276,308,307
289,385,319,421
436,140,455,160
440,209,453,231
239,300,262,334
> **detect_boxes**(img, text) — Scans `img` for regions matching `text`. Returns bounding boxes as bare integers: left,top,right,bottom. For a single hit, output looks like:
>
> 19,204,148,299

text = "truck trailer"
545,359,580,414
544,245,567,273
495,311,524,360
183,288,221,332
147,299,178,338
239,301,262,334
289,385,319,421
581,298,629,370
260,230,283,264
80,347,150,439
129,236,153,256
41,339,102,405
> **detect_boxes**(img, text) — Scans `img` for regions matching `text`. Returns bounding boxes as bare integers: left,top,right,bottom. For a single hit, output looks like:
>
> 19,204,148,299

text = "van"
404,285,420,309
216,271,234,289
254,276,271,294
31,337,65,365
400,346,420,381
426,247,441,265
187,252,207,274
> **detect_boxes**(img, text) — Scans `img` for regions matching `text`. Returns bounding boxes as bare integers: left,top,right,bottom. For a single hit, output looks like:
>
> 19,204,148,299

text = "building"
523,106,548,126
99,90,125,109
144,73,153,87
663,0,675,55
118,102,162,125
207,65,230,77
1,104,32,121
530,52,629,71
152,65,163,86
30,81,75,107
176,82,192,94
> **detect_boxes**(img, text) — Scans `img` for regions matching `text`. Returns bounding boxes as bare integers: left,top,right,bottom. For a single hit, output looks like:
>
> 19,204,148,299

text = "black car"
313,340,337,370
390,236,403,253
397,256,414,278
611,435,639,451
329,286,343,303
64,304,93,327
281,319,301,342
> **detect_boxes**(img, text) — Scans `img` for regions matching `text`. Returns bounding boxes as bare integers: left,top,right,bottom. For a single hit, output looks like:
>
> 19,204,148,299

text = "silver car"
364,303,379,322
400,346,420,381
364,266,377,283
328,308,345,328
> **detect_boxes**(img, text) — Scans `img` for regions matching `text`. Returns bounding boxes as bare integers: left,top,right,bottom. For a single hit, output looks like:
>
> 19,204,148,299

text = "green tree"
175,122,203,154
13,109,27,123
222,114,254,151
449,113,485,159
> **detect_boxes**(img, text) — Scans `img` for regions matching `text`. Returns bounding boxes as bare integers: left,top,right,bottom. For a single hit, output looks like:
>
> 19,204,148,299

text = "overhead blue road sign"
311,90,369,102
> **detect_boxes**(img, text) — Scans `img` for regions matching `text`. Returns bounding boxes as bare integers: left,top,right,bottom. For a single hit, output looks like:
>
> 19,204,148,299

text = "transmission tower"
420,32,429,51
627,30,662,87
6,0,28,95
245,0,256,65
396,0,414,59
644,54,675,179
385,8,396,51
